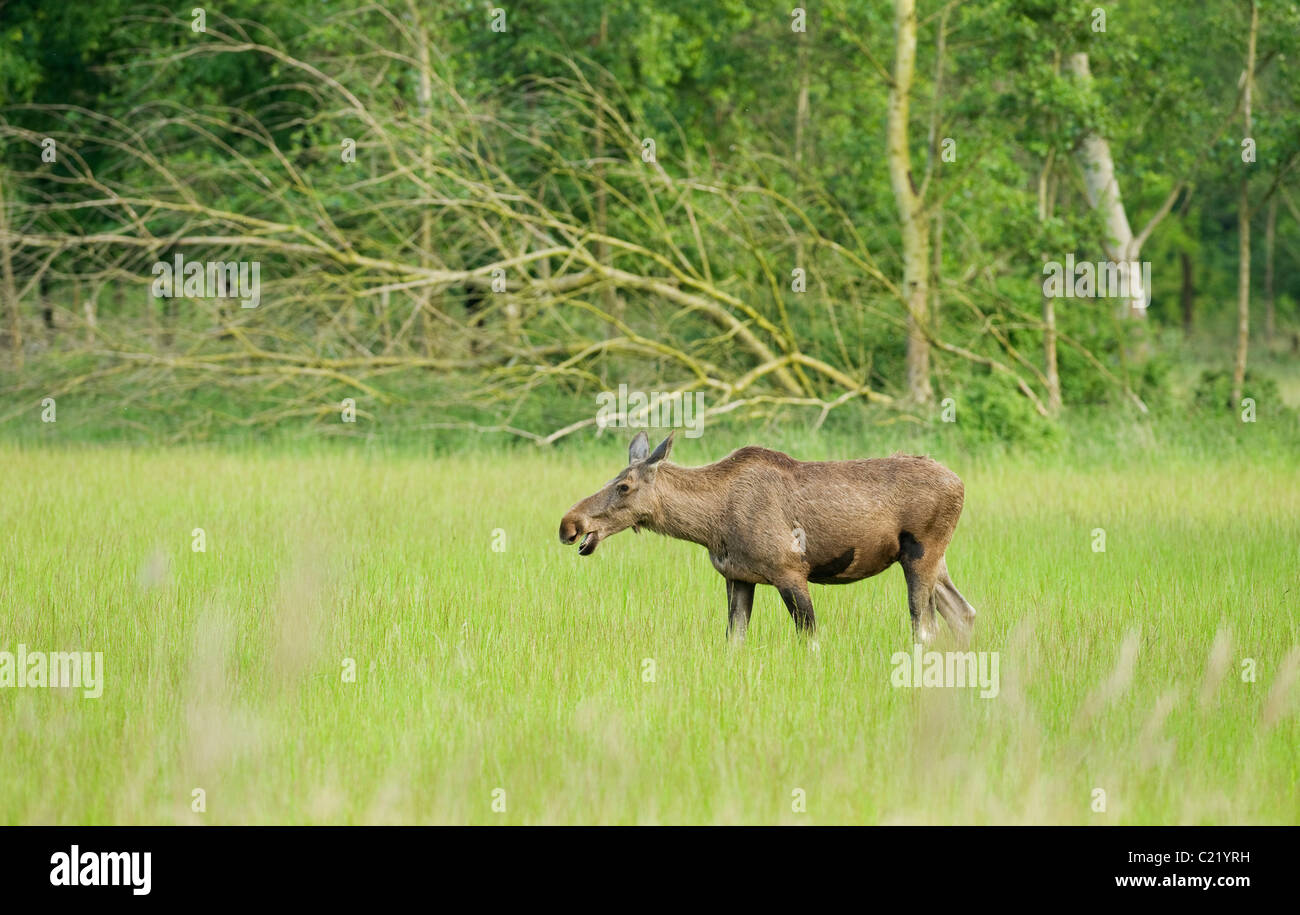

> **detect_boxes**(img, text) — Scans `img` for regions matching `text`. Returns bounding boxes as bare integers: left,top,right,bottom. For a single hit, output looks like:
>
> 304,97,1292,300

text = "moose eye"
617,482,631,495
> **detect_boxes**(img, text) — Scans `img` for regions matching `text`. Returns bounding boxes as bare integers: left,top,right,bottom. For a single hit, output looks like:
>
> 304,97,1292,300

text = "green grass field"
2,440,1297,824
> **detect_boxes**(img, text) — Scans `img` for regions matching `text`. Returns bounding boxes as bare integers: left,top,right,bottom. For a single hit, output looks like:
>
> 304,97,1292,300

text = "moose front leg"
777,581,816,634
726,578,755,642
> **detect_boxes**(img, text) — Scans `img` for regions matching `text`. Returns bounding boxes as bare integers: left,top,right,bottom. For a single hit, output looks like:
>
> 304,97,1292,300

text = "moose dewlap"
559,432,976,642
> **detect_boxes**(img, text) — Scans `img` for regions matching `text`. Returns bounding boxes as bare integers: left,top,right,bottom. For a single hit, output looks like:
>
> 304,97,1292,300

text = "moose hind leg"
933,581,972,645
936,558,976,635
726,579,756,642
777,582,816,634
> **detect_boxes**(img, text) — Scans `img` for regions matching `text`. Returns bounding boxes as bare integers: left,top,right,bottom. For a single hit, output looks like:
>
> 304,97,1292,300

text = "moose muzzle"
559,512,601,556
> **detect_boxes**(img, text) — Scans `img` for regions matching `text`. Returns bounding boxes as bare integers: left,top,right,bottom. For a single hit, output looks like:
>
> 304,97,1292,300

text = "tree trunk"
926,12,948,342
1264,194,1276,347
887,0,932,404
1065,53,1147,319
795,36,810,167
0,168,21,369
40,274,53,332
1039,148,1062,413
82,279,97,344
1180,251,1195,337
1231,185,1252,408
931,207,943,338
1231,0,1257,408
1041,291,1061,413
413,6,436,359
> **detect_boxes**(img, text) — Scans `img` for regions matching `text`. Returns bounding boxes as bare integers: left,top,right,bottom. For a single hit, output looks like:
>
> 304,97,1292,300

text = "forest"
2,0,1297,444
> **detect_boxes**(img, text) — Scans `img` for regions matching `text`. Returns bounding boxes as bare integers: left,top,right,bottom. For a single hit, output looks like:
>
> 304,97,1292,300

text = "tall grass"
1,442,1296,824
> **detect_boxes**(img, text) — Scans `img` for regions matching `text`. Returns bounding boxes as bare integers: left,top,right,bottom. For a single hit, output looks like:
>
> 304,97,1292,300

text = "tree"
886,0,932,404
1231,0,1258,408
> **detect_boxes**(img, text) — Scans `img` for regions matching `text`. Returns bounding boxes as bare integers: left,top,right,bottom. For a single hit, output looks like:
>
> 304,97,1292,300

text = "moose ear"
646,432,674,465
628,431,650,464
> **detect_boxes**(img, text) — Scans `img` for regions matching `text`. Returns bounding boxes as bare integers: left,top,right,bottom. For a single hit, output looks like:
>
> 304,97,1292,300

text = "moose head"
558,431,674,556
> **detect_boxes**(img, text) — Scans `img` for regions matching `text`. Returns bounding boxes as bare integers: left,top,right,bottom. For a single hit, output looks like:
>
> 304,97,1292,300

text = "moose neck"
647,462,726,548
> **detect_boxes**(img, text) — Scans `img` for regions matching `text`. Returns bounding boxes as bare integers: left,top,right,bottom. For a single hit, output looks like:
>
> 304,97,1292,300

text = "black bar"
1,826,1285,901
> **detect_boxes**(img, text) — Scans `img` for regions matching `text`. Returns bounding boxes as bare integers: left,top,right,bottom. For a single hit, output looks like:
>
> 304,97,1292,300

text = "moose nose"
559,514,583,544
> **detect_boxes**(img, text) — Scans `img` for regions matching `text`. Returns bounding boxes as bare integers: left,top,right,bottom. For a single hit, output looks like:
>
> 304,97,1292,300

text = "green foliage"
1,0,1298,446
1193,368,1281,412
946,373,1059,449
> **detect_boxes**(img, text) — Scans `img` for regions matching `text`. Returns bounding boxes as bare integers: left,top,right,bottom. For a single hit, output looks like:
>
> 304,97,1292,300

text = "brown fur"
559,432,976,643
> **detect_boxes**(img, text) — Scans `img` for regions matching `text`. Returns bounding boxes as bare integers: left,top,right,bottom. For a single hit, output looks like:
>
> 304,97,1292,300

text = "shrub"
1192,369,1280,412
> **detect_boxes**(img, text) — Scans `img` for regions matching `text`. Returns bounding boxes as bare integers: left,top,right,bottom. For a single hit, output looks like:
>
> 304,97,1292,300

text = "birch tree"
1064,52,1149,319
1231,0,1259,408
887,0,932,404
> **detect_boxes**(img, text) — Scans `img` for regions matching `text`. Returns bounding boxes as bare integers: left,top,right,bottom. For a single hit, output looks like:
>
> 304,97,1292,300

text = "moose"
559,431,976,643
